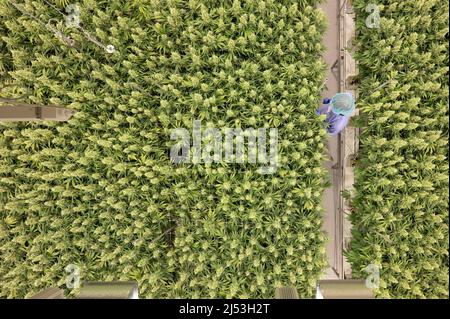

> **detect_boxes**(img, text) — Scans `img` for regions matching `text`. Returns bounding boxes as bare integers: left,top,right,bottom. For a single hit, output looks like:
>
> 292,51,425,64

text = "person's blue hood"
331,93,355,116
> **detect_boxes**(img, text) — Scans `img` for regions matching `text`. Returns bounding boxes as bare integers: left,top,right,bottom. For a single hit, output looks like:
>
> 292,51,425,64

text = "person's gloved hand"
316,98,331,116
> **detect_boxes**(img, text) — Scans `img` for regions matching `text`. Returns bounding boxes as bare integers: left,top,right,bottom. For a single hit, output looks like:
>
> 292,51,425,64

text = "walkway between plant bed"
318,0,358,280
319,0,341,280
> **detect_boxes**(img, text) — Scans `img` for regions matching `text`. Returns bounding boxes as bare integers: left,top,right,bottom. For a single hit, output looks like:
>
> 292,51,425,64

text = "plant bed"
347,0,449,298
0,0,329,298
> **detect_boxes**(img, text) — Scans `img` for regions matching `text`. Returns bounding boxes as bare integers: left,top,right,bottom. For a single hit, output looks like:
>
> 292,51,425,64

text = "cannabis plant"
0,0,329,298
347,0,449,299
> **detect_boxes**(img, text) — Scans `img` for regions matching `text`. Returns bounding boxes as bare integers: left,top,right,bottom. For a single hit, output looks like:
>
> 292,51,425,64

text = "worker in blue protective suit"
316,93,356,136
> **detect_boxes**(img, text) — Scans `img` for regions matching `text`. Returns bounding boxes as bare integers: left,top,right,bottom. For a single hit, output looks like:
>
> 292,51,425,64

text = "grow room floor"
319,0,349,280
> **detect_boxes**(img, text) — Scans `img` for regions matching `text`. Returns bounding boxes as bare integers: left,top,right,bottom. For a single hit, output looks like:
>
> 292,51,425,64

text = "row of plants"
0,0,329,298
347,0,449,298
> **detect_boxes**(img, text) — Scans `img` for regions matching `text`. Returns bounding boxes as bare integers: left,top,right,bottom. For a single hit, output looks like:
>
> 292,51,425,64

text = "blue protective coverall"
316,98,350,136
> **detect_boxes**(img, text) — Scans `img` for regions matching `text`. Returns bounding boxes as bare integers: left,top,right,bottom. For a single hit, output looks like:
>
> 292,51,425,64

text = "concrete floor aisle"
318,0,342,280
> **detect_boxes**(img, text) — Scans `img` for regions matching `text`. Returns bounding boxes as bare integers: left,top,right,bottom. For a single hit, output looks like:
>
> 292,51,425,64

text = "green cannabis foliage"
347,0,449,298
52,0,71,7
0,0,329,298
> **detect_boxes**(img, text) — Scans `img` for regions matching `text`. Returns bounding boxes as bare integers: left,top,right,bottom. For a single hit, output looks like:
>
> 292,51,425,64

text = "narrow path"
318,0,358,280
318,0,341,280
